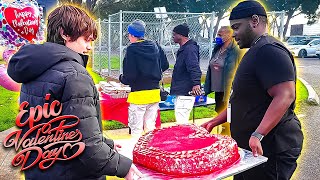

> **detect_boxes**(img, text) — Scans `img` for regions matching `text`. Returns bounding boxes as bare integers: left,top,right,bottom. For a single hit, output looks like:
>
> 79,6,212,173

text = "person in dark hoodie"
119,19,169,137
170,24,202,124
171,23,202,96
7,5,142,180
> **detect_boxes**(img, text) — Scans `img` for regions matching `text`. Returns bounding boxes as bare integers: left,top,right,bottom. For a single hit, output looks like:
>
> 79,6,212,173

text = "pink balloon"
0,0,45,48
0,64,20,92
2,49,16,63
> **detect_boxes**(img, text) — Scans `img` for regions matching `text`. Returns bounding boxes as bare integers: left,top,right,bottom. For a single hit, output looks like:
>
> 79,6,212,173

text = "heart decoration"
0,0,45,48
0,64,20,92
133,124,240,177
4,6,39,41
2,48,16,63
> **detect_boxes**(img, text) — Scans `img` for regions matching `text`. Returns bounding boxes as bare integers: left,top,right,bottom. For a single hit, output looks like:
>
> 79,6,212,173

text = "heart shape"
4,6,39,41
148,125,218,152
0,64,20,92
133,124,240,177
62,142,86,160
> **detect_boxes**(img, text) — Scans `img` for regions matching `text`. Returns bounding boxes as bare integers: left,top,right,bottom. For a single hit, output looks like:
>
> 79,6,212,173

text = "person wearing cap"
170,23,202,96
170,23,202,124
119,19,169,137
201,1,303,180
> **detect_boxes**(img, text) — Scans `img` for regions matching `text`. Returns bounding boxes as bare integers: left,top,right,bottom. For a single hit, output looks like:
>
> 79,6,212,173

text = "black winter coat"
170,39,202,96
7,42,132,180
119,40,169,92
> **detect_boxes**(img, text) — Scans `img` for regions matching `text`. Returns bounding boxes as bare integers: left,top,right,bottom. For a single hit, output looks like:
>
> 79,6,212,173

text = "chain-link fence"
267,11,286,40
93,11,215,78
93,10,285,78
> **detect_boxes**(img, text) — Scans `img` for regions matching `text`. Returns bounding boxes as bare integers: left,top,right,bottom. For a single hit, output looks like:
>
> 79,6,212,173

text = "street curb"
298,77,319,105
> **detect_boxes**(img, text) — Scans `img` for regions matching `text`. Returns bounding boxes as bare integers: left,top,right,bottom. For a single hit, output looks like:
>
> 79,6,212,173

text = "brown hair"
47,5,98,45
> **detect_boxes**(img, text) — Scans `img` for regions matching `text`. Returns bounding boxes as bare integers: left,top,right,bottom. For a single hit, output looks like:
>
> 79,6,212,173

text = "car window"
296,39,311,45
309,40,320,46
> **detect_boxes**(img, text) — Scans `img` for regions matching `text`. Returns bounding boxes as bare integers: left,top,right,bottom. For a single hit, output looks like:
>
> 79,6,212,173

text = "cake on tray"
133,124,240,177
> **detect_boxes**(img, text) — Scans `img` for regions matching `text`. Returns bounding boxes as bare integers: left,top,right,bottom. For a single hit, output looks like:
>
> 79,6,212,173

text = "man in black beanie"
170,23,202,96
201,1,303,180
170,23,202,123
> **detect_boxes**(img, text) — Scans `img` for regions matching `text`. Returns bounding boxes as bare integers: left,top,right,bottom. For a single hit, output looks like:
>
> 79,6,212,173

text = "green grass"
0,64,310,131
0,86,20,132
296,79,308,113
0,59,5,65
296,79,308,102
93,54,121,70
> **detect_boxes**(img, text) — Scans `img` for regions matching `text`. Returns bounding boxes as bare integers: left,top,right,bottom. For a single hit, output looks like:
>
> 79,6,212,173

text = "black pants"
215,92,227,113
234,147,302,180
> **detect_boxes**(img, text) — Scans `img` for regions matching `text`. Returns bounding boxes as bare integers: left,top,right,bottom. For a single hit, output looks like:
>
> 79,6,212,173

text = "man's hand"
125,164,143,180
249,136,263,157
200,119,216,132
192,85,202,96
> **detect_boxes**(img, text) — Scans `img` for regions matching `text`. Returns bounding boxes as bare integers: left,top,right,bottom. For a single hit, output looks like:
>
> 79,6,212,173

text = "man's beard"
241,24,256,49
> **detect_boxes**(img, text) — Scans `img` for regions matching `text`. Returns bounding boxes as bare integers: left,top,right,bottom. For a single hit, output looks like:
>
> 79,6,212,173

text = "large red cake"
133,124,240,177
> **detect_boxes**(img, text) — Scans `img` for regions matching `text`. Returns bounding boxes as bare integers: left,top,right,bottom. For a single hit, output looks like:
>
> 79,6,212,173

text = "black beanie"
173,24,189,37
229,1,267,20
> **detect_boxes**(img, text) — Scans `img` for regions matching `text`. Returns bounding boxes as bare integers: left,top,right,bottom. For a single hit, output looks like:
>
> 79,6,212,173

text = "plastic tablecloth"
99,92,161,128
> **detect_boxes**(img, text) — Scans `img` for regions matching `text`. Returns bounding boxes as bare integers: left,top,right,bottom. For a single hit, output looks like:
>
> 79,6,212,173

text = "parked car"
315,47,320,59
285,35,320,45
287,39,320,58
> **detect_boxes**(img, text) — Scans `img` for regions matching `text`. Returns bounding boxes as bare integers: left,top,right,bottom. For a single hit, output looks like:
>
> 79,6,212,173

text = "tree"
185,0,234,37
58,0,98,12
263,0,320,37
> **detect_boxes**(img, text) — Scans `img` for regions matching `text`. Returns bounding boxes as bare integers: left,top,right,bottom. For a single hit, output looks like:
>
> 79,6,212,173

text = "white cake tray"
115,139,268,180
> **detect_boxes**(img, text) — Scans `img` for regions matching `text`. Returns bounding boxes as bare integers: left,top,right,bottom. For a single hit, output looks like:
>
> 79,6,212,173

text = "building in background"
291,24,320,36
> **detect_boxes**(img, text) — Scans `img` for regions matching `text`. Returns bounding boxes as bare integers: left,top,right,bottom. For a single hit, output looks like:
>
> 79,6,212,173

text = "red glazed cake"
133,124,240,177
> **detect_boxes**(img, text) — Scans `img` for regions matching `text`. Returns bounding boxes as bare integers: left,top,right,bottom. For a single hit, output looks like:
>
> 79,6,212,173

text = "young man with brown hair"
8,5,142,180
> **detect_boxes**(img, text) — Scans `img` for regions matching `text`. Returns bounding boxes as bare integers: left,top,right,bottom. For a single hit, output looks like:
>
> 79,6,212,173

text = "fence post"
279,10,285,41
119,10,123,74
108,16,111,76
98,18,102,74
92,25,95,72
209,11,215,61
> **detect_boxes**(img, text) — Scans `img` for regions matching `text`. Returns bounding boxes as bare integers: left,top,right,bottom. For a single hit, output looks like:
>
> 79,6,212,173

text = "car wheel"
298,49,307,58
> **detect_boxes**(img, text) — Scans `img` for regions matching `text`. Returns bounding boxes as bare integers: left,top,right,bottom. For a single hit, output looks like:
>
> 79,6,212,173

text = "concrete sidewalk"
0,127,21,180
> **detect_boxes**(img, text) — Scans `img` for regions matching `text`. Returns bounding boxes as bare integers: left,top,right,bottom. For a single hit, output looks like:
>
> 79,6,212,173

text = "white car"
316,48,320,59
287,39,320,58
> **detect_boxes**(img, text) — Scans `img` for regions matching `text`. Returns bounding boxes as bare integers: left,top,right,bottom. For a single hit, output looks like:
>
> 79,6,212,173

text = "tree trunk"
86,0,97,12
213,14,223,38
73,0,83,5
283,10,294,38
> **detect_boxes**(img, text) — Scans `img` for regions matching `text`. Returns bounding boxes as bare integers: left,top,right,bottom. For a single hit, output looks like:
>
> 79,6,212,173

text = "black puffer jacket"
170,39,202,96
120,40,169,92
7,42,132,180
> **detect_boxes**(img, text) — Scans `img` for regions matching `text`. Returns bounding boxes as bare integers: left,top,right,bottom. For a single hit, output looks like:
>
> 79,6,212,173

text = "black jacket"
7,42,132,180
170,39,202,96
119,40,169,92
